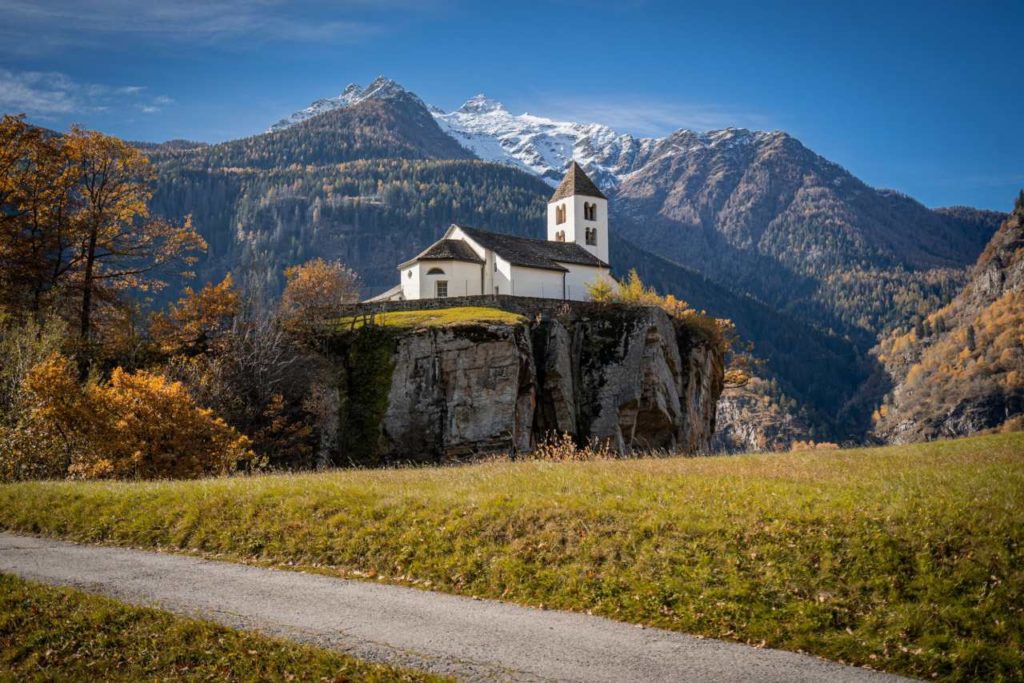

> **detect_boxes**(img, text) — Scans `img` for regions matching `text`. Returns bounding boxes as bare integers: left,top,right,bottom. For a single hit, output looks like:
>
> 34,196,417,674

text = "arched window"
426,267,445,275
584,202,597,221
556,204,566,224
555,230,565,242
586,227,597,246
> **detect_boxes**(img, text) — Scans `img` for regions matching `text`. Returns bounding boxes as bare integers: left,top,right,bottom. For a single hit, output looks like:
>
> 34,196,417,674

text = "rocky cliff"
325,304,724,464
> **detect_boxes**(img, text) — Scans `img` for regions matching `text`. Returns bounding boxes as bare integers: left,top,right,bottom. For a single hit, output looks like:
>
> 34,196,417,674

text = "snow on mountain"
267,78,775,191
268,76,424,133
432,95,660,188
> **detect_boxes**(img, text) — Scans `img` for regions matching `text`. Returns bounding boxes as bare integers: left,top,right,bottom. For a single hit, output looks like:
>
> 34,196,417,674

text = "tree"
2,352,253,481
63,129,205,365
0,115,80,317
150,274,240,356
278,258,360,332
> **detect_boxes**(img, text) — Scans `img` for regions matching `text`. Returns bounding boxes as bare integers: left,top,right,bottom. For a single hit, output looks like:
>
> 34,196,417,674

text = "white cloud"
0,0,402,52
0,69,171,118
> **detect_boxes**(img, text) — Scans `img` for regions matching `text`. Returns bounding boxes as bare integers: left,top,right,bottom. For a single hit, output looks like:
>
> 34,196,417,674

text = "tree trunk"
78,228,98,377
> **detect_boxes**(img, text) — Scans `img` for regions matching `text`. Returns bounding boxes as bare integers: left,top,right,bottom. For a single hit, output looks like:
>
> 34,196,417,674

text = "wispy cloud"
0,0,404,53
0,69,172,118
538,96,772,136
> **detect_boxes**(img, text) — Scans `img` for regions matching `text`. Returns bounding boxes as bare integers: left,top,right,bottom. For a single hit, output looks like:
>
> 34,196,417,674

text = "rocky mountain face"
872,193,1024,442
326,304,723,463
143,76,1007,446
267,77,416,132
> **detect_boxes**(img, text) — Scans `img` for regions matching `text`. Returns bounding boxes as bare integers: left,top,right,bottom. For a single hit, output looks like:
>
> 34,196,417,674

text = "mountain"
267,76,416,132
613,128,1004,340
274,84,660,189
432,96,659,189
145,76,1006,443
872,193,1024,442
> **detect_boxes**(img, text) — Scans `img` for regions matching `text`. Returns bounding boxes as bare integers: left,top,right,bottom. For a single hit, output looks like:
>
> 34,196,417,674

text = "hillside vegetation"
0,574,441,682
1,433,1021,682
875,192,1024,441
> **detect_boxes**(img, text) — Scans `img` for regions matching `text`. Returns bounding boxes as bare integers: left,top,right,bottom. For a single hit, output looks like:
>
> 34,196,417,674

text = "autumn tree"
63,129,205,365
150,274,240,356
278,258,360,332
0,115,79,317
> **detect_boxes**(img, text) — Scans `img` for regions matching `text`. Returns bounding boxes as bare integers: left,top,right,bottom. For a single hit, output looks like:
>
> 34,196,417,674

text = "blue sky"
1,0,1021,210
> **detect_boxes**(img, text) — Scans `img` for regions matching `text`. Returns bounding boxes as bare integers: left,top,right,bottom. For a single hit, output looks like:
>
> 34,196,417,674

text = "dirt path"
0,532,911,682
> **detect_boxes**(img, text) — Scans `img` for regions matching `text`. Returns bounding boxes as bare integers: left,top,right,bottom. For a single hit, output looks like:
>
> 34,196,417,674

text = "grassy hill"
1,433,1021,681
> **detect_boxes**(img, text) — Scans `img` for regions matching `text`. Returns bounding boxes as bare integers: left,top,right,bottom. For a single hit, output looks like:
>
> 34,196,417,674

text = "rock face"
329,305,724,464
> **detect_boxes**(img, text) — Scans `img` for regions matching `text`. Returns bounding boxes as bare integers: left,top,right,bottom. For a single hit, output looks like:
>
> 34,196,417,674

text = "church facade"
369,162,612,302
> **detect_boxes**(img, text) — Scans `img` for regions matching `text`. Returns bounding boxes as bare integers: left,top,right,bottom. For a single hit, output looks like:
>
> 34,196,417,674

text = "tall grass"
1,433,1022,681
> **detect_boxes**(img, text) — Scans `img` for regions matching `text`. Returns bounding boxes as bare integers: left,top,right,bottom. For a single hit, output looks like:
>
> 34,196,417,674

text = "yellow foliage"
280,258,360,332
150,274,240,355
2,354,252,481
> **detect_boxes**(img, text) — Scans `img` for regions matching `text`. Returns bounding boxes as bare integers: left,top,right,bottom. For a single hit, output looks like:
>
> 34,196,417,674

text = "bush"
1,354,253,481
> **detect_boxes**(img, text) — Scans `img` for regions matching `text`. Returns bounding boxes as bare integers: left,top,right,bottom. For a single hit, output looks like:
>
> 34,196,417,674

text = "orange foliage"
3,354,252,480
279,258,360,331
150,274,240,355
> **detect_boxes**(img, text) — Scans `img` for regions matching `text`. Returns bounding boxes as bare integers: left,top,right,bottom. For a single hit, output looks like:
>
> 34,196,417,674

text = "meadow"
0,433,1021,681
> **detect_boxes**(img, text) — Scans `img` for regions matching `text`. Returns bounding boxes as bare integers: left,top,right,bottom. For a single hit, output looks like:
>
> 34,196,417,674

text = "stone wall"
324,303,724,464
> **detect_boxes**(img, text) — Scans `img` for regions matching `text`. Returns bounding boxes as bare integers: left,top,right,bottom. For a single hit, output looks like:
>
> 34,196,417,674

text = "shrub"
528,432,615,461
1,353,253,481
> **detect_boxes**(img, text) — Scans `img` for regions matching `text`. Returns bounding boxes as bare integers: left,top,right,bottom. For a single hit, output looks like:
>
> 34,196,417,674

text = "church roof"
549,161,607,203
457,225,609,271
418,239,484,263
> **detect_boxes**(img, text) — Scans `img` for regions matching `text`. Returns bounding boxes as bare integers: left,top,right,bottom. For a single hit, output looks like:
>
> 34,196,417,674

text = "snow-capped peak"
456,94,507,115
433,98,659,189
267,76,415,133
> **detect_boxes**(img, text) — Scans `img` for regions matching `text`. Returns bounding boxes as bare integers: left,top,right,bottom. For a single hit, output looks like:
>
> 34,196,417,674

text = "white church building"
370,162,612,302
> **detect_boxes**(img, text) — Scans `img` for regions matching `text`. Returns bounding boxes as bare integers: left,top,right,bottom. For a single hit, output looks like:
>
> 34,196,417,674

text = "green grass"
0,573,444,682
333,306,525,330
1,433,1022,682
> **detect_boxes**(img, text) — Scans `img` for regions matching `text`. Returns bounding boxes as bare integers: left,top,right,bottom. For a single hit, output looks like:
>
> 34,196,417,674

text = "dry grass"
0,433,1022,681
332,306,525,330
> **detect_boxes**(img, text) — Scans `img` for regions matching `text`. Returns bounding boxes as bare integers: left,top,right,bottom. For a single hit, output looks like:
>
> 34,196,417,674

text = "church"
369,162,612,302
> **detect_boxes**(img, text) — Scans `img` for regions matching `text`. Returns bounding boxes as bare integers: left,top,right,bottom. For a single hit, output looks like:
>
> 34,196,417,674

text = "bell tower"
547,161,609,264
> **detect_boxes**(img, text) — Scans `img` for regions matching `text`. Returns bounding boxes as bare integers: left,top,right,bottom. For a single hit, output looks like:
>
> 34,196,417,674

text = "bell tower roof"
549,161,607,203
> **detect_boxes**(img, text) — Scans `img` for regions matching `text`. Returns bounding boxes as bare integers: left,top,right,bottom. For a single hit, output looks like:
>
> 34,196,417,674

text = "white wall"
401,259,483,300
561,263,611,301
422,259,484,299
509,266,565,299
547,197,577,244
399,262,421,300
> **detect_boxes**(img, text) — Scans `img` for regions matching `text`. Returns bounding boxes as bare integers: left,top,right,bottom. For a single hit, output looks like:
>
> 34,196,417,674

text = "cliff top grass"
0,573,443,682
333,306,525,331
1,432,1022,682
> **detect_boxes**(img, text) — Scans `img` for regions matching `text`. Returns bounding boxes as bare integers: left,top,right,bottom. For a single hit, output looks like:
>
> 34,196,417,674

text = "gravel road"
0,532,912,682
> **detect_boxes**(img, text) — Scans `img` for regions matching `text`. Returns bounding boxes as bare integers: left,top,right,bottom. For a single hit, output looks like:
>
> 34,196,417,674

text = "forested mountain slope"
873,193,1024,442
613,128,1003,340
